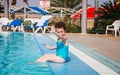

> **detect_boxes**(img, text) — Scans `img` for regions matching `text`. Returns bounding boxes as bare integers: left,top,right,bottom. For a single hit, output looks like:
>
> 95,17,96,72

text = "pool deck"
66,33,120,63
48,33,120,75
66,33,120,75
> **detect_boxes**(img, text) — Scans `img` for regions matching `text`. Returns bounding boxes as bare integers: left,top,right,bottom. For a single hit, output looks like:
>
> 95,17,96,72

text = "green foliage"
66,24,81,33
51,0,82,9
100,1,120,20
93,1,120,34
10,13,15,19
62,15,81,33
49,14,80,33
23,20,31,26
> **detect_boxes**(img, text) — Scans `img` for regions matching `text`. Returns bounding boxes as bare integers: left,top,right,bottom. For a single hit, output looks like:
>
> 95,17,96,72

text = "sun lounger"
7,19,23,32
33,15,52,33
0,17,10,31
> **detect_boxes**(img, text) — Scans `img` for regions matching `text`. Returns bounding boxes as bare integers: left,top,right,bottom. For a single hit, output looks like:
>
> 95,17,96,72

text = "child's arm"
54,32,67,40
46,44,57,50
54,32,68,45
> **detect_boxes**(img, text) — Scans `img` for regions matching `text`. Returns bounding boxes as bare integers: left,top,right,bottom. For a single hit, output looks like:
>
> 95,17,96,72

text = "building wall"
0,0,4,5
39,0,50,9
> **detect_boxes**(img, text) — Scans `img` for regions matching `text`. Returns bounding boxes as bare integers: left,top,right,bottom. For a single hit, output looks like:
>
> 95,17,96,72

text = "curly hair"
54,22,66,31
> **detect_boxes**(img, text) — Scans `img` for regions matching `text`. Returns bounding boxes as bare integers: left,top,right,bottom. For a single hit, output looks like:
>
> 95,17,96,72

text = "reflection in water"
1,34,9,75
0,33,24,75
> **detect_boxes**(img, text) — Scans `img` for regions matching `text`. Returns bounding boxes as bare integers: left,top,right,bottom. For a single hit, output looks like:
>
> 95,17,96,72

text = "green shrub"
23,20,31,26
66,25,81,33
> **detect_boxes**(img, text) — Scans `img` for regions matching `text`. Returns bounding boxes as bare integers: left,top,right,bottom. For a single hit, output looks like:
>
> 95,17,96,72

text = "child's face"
56,28,65,36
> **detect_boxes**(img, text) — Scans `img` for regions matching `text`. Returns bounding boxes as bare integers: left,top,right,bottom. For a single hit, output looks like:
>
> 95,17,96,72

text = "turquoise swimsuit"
56,40,68,61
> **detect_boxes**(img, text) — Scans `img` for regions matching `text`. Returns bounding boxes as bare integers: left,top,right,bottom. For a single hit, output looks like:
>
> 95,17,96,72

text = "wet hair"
54,22,66,31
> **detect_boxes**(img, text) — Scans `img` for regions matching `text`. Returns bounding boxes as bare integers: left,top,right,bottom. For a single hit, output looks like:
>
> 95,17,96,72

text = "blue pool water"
0,32,99,75
0,32,52,75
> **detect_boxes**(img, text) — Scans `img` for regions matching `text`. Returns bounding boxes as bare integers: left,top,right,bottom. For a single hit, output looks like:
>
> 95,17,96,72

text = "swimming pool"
0,32,100,75
0,32,53,75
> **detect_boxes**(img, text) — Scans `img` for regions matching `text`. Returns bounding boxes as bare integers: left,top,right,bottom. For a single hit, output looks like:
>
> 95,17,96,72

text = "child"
36,22,68,63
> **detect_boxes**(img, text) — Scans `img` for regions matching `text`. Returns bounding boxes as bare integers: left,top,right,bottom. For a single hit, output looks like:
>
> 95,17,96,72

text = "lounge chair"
33,15,52,33
105,20,120,37
0,17,10,31
7,19,23,32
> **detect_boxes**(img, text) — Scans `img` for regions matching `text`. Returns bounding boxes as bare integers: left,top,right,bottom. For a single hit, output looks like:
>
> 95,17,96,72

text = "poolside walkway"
67,33,120,63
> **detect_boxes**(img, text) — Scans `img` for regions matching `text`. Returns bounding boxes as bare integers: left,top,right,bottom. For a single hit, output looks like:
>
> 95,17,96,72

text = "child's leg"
36,54,56,62
48,56,65,63
36,54,65,63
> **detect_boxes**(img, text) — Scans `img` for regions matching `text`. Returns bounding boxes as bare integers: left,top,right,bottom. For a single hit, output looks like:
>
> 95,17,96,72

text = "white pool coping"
48,34,119,75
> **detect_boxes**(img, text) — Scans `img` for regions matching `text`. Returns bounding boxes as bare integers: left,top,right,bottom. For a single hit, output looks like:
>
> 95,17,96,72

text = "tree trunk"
95,0,98,18
81,0,87,34
4,0,9,18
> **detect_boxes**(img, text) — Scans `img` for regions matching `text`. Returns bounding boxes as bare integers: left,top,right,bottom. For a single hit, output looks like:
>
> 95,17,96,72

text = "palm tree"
93,1,120,34
100,1,120,20
4,0,28,18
